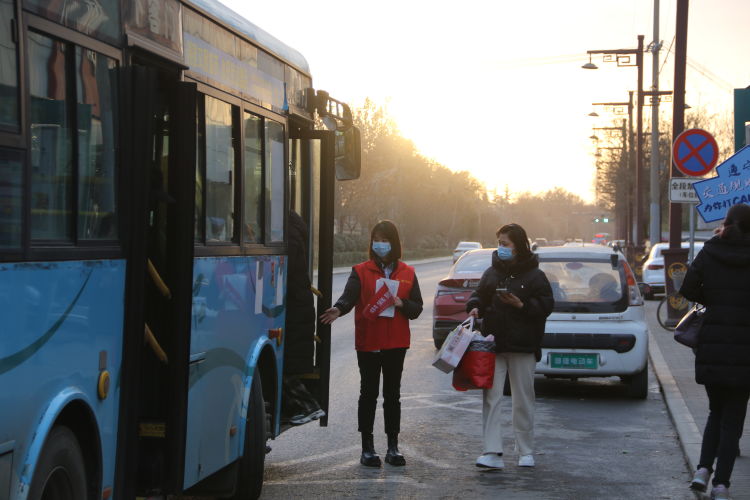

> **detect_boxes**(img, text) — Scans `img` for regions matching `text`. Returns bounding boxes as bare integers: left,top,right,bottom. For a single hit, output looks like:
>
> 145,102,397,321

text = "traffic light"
593,217,600,223
602,217,609,223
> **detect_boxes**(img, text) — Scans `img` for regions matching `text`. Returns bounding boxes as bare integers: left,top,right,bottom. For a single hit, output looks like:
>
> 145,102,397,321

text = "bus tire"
231,367,267,500
28,425,88,500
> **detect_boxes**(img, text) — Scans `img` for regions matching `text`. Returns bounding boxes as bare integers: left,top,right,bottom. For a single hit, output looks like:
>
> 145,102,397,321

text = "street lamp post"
584,35,645,249
649,0,662,245
591,98,634,245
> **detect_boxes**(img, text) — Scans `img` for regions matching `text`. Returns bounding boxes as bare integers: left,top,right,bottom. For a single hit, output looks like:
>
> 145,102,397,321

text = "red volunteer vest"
353,260,415,351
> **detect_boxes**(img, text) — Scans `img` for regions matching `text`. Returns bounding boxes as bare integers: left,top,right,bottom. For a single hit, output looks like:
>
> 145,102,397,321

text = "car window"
455,251,492,273
540,258,627,313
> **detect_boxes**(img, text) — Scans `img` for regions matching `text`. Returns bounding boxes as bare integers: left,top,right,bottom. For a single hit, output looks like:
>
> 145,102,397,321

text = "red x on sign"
672,128,719,177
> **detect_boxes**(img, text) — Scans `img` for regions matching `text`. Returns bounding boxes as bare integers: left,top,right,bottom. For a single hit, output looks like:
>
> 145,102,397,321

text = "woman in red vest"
320,220,423,467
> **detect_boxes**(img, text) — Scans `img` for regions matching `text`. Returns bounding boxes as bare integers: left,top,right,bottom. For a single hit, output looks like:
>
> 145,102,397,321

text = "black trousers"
698,384,750,487
356,348,407,435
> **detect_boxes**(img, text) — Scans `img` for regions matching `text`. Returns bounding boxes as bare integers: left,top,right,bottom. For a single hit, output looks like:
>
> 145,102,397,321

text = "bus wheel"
28,426,88,500
230,367,267,500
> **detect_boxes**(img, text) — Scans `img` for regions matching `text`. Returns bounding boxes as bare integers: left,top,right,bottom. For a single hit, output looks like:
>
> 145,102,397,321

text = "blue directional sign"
693,145,750,222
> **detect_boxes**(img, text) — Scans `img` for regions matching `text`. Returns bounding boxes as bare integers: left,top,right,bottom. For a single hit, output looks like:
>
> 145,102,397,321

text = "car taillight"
623,262,643,306
647,264,664,270
439,278,480,289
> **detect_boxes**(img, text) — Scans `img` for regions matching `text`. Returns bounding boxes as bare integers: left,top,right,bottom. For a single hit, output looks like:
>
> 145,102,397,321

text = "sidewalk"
648,302,750,498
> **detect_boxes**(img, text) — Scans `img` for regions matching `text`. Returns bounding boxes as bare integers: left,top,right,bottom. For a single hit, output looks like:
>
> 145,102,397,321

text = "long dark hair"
369,220,402,261
496,223,532,259
721,204,750,240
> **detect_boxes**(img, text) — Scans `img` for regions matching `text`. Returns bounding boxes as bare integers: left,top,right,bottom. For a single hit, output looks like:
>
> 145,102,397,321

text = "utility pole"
649,0,661,245
662,0,690,327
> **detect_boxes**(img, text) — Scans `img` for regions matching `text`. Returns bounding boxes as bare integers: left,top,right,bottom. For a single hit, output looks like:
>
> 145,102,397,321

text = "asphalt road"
261,259,694,499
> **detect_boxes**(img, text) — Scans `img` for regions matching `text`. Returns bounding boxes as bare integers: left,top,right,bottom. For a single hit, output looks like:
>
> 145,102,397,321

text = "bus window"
243,111,263,243
0,0,19,130
265,119,284,243
204,95,235,243
0,148,22,248
76,47,118,240
28,33,73,241
24,0,120,45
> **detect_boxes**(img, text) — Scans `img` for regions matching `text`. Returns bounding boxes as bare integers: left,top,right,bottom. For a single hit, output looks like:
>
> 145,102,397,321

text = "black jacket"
466,252,554,358
680,235,750,387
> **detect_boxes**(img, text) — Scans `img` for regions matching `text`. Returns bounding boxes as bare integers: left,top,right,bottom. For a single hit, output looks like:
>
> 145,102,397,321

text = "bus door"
117,60,195,496
288,127,331,424
289,116,361,426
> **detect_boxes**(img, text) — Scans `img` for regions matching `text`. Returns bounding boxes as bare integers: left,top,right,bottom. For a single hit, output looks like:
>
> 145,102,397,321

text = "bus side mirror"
335,126,361,181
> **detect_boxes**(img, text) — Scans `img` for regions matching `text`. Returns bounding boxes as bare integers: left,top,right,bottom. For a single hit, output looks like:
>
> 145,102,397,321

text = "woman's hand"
468,308,479,318
320,307,341,324
498,292,523,309
393,296,404,308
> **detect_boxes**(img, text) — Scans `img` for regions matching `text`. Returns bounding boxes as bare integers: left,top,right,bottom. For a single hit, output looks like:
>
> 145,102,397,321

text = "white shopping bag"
432,317,476,373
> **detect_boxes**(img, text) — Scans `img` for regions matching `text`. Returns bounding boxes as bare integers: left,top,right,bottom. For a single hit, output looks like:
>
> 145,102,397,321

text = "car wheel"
28,426,88,500
627,365,648,399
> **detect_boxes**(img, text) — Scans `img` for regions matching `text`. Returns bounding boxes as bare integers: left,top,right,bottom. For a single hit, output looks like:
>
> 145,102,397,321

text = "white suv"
452,241,482,263
535,246,648,398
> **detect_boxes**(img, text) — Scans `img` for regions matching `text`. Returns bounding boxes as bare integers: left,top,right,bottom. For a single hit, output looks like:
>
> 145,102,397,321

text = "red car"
432,248,493,348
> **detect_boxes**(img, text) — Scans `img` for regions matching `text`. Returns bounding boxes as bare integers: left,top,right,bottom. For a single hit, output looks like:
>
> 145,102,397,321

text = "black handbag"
674,304,705,348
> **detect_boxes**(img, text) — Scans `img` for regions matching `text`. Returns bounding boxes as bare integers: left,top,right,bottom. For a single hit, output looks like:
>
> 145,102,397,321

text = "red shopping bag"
452,339,496,391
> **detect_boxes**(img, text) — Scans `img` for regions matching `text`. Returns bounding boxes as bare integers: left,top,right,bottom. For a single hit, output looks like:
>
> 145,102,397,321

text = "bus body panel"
184,255,285,488
0,260,126,500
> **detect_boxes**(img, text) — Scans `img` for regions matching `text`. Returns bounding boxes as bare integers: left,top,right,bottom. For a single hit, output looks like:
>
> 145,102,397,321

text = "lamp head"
582,55,598,70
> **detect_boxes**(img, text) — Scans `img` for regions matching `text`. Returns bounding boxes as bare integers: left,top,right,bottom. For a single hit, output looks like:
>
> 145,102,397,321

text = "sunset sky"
223,0,750,203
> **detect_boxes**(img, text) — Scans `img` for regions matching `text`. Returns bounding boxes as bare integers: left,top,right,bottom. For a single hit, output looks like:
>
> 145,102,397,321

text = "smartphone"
495,287,509,294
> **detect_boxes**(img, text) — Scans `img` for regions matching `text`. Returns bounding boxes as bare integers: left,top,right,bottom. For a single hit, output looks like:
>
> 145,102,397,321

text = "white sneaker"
518,454,535,467
476,453,505,470
690,467,710,492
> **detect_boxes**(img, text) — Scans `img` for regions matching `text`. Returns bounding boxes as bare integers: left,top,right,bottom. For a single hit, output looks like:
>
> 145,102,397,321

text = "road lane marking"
271,445,359,468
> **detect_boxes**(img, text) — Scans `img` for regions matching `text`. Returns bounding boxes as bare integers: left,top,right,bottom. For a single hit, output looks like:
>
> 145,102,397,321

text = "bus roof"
187,0,311,74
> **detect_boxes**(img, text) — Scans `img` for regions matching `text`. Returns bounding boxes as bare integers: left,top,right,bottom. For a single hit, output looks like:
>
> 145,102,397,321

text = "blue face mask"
496,246,514,260
372,241,391,258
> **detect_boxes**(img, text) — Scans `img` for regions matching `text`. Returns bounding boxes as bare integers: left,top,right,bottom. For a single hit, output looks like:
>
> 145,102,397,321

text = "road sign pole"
689,205,696,263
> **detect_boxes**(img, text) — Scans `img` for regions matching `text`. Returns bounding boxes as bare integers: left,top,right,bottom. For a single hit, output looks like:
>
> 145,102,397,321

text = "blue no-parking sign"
693,145,750,222
672,129,719,177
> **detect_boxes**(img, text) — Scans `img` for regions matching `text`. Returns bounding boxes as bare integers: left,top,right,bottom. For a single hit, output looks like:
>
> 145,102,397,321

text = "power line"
659,35,675,76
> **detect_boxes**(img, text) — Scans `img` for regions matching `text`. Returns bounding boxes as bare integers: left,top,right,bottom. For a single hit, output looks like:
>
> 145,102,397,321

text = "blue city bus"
0,1,360,499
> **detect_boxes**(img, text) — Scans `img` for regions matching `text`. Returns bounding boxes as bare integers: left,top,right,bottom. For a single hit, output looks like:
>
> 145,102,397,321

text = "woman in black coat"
466,223,553,470
680,204,750,499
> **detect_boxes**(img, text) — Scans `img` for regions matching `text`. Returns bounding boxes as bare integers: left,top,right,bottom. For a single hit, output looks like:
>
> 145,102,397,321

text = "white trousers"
482,352,536,456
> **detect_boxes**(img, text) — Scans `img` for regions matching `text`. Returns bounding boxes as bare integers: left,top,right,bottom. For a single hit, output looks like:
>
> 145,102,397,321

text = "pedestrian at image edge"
319,220,423,467
679,203,750,500
466,223,554,470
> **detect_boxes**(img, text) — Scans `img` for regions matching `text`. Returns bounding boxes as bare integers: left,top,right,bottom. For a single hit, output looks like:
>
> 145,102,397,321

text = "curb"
648,329,703,481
